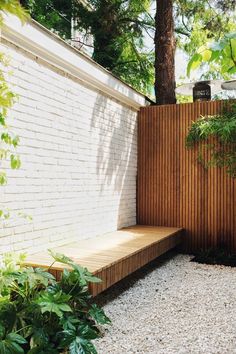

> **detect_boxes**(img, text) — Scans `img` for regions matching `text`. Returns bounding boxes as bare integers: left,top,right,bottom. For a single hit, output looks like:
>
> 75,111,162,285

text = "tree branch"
229,39,236,67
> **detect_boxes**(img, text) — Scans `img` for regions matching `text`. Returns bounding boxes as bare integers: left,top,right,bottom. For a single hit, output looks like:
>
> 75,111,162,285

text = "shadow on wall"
90,91,137,229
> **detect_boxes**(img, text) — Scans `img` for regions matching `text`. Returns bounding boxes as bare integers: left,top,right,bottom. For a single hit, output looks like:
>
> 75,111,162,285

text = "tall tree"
20,0,72,38
75,0,154,94
20,0,154,95
155,0,176,104
20,0,236,100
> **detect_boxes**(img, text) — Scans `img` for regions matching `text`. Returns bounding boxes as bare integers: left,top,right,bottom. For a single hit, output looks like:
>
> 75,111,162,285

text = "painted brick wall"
0,39,138,255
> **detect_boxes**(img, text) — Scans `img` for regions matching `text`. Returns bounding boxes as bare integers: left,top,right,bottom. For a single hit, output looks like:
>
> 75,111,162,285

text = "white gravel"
95,253,236,354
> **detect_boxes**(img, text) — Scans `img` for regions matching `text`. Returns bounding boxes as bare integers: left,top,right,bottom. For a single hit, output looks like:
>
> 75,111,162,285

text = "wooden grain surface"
25,225,183,296
137,100,236,253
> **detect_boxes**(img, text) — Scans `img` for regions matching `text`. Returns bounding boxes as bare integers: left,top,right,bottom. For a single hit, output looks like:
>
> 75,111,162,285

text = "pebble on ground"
95,253,236,354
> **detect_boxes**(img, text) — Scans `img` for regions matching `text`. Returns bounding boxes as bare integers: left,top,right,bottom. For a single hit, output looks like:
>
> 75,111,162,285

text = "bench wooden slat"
25,225,183,296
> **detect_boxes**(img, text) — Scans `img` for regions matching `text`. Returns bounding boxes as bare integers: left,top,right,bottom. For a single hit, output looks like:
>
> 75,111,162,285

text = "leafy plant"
187,32,236,77
0,0,27,25
186,103,236,177
0,251,111,353
191,247,236,267
0,56,21,187
0,1,29,220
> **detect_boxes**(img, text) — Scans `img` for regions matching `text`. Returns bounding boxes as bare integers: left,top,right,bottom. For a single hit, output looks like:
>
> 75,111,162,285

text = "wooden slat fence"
137,100,236,253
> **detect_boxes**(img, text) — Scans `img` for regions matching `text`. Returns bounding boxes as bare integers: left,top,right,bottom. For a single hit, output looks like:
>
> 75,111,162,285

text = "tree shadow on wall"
90,91,137,229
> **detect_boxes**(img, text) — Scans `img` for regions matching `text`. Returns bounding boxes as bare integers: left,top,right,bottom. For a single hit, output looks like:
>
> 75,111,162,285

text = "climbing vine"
0,0,28,219
186,103,236,177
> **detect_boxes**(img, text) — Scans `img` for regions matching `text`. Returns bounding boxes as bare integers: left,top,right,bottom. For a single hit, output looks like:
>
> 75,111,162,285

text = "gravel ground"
95,253,236,354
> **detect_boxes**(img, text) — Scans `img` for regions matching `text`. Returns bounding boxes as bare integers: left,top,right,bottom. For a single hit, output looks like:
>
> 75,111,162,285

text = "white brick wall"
0,37,139,255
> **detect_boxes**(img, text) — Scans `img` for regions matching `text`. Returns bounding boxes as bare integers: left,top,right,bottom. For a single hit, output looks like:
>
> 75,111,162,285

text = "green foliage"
187,32,236,77
0,61,21,189
0,54,21,219
20,0,236,94
186,103,236,177
20,0,72,39
0,0,28,24
75,0,154,95
175,0,236,80
0,252,111,354
21,0,154,95
0,1,28,220
192,247,236,267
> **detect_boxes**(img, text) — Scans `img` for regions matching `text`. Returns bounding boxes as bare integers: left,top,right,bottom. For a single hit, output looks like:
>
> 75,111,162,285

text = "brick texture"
0,40,138,255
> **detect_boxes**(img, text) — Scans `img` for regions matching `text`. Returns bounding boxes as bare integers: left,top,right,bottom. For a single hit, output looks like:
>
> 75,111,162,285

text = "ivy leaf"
88,304,111,325
12,136,20,148
0,171,7,185
10,154,21,169
0,113,6,126
0,148,8,160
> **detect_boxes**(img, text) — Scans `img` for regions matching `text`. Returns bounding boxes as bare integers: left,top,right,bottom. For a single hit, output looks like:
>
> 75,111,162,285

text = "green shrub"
0,251,111,354
186,103,236,177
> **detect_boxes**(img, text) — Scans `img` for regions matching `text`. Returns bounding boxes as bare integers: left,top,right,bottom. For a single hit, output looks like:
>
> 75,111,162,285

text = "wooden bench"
25,225,183,296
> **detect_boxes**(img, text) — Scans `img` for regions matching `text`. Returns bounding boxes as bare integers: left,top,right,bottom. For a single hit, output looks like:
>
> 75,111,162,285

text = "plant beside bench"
0,252,111,354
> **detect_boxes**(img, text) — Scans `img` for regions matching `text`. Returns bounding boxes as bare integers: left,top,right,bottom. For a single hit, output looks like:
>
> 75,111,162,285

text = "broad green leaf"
79,325,99,341
88,304,111,325
10,154,21,169
6,333,26,345
30,327,49,346
36,290,72,318
228,66,236,74
187,53,202,77
48,250,74,265
18,267,55,289
209,50,220,62
0,333,26,354
61,316,80,331
201,49,212,62
69,337,97,354
0,171,7,185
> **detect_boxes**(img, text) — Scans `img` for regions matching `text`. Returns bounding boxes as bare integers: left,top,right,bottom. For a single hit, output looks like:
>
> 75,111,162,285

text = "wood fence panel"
137,101,236,253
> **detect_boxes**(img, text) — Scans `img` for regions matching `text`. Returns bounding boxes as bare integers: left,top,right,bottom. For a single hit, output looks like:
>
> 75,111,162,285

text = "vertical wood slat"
137,100,236,253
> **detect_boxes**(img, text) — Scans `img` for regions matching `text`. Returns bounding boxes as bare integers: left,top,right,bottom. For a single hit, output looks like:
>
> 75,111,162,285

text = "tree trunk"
155,0,176,105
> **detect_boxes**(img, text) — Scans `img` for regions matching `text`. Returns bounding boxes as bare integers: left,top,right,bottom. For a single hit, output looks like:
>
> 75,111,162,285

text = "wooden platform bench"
25,225,183,296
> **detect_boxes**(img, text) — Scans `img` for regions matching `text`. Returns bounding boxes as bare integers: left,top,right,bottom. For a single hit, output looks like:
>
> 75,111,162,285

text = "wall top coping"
2,15,148,110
